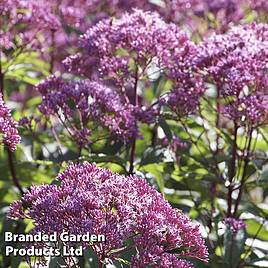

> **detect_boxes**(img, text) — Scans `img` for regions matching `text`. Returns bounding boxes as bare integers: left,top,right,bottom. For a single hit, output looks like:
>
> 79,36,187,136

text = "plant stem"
98,255,104,268
7,149,24,195
227,122,238,216
128,66,139,174
215,87,220,154
151,123,158,147
49,30,55,74
129,139,136,174
233,128,253,216
0,53,24,195
239,219,264,266
0,51,4,96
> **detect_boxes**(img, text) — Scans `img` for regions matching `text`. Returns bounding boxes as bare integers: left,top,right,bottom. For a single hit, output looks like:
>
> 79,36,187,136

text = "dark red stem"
233,128,253,216
227,122,238,216
128,66,139,174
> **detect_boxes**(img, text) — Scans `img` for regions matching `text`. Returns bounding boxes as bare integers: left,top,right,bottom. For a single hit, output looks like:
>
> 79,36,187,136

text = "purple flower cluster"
53,0,158,26
196,23,268,125
38,10,206,145
0,0,60,49
224,217,246,234
0,1,254,68
37,76,154,143
0,1,162,68
224,95,268,126
9,162,208,267
201,0,244,30
159,0,246,32
250,0,268,15
63,9,204,115
66,9,195,79
0,95,20,151
32,0,157,68
165,77,205,116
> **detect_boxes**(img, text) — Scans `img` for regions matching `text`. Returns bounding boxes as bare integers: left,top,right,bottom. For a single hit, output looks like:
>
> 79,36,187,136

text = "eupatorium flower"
196,23,268,125
0,0,60,49
224,217,246,234
66,9,197,80
165,77,205,116
0,95,20,151
37,75,155,143
200,0,244,31
28,0,157,69
64,9,204,116
157,0,246,33
224,95,268,126
249,0,268,15
9,162,208,267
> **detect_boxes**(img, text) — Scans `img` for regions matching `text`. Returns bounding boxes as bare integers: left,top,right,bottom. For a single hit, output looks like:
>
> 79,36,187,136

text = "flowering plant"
1,1,268,268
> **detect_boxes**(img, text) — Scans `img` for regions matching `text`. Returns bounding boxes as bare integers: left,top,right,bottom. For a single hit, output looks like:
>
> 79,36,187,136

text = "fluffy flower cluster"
65,9,204,116
52,0,158,26
224,95,268,126
66,9,194,78
160,0,246,32
0,1,251,67
196,23,268,125
9,162,208,267
2,1,164,69
0,0,60,49
249,0,268,15
0,95,20,151
2,1,203,68
201,0,244,30
162,0,202,19
33,0,160,68
224,217,246,234
165,77,205,116
37,76,155,143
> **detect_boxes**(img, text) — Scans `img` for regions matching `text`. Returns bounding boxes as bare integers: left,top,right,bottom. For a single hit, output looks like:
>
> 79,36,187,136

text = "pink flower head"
0,95,20,151
9,162,208,267
224,217,246,234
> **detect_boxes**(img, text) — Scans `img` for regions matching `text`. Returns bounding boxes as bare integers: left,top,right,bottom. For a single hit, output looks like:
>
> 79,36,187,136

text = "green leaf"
152,76,162,96
246,219,268,240
83,155,127,171
142,163,164,192
258,170,268,184
159,117,173,141
140,147,166,166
